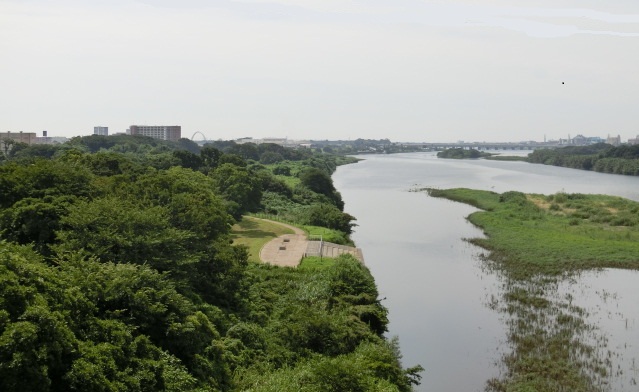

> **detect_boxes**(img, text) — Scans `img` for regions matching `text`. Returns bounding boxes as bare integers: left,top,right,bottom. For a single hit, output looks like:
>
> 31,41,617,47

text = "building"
628,135,639,145
235,136,310,148
606,134,621,146
0,131,37,155
0,131,37,145
571,134,589,146
94,126,109,136
129,125,181,142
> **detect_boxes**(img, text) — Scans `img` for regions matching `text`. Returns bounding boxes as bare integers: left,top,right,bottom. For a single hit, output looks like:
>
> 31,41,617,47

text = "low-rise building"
0,131,37,145
129,125,181,142
606,134,621,146
1,131,37,155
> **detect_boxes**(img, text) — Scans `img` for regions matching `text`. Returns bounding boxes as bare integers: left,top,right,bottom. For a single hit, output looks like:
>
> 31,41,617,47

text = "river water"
332,152,639,392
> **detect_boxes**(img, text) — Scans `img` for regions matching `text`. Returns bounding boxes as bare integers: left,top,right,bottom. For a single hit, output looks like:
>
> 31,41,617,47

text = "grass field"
298,256,337,270
230,216,294,263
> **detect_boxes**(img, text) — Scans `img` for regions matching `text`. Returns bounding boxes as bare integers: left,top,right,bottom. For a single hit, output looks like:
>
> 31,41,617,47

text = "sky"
2,0,639,143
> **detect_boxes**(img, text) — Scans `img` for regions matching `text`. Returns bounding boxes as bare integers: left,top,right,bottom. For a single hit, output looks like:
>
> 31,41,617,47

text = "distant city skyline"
6,128,633,146
2,0,639,143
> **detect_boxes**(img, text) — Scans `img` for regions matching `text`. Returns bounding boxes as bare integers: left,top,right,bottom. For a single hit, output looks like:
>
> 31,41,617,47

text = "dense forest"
528,143,639,175
0,135,422,391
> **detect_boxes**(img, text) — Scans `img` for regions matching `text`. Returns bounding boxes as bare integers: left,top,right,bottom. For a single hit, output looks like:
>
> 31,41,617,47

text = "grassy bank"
484,155,528,162
427,188,639,278
424,188,639,391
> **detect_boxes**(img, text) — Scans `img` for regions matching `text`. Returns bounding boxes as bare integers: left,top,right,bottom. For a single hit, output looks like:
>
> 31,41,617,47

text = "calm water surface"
332,152,639,392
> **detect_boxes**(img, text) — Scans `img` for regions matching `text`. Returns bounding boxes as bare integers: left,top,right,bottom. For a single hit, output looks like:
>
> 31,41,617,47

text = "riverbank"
425,187,639,391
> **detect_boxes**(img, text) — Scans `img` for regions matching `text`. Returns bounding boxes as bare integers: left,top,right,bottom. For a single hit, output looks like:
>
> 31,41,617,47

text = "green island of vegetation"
425,187,639,391
436,148,493,159
0,135,422,392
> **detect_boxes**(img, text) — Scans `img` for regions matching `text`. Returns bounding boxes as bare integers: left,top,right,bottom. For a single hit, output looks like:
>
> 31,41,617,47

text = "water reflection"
333,152,639,391
555,269,639,390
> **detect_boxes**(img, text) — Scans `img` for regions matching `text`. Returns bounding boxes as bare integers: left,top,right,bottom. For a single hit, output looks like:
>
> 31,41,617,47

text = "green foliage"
125,167,233,249
484,155,528,162
437,148,491,159
528,143,639,176
0,137,419,392
430,188,639,277
299,167,336,197
173,150,203,170
55,196,196,271
259,151,284,164
272,164,291,176
210,163,262,218
230,256,419,390
0,159,95,209
302,225,352,245
426,187,501,211
0,195,76,255
8,143,62,161
298,256,337,270
0,242,217,392
200,146,222,171
304,203,356,234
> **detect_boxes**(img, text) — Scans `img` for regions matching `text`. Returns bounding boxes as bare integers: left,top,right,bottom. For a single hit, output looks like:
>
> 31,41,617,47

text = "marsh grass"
485,155,529,162
429,188,639,278
425,188,639,391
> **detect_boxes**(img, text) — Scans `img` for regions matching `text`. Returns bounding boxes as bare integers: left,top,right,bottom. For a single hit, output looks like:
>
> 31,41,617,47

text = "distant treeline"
528,143,639,176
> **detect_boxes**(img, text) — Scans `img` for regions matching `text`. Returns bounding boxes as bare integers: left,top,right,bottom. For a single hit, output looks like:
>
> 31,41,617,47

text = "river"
332,152,639,392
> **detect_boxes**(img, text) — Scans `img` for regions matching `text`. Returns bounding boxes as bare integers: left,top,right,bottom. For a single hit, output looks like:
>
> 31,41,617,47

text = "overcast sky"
2,0,639,142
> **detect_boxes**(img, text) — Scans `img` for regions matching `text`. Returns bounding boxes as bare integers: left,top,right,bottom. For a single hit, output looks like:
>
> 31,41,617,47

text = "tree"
218,153,247,167
210,164,262,218
299,168,335,197
80,151,142,176
172,150,203,170
55,196,196,272
259,151,284,164
229,143,259,161
298,168,344,209
176,138,200,154
9,144,61,160
0,159,95,209
305,204,355,234
125,167,234,248
0,195,76,255
200,146,222,170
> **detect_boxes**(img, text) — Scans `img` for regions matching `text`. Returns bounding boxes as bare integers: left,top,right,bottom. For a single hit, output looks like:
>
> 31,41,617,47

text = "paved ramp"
258,220,307,268
256,218,365,267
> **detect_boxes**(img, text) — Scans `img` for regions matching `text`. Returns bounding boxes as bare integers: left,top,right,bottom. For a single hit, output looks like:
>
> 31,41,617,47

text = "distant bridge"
402,141,561,151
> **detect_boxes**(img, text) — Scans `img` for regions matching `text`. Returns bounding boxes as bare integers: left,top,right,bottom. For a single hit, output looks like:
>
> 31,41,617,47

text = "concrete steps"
305,241,365,263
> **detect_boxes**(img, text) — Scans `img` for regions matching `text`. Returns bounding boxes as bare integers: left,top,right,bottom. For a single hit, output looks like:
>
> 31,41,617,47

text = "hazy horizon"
2,0,639,143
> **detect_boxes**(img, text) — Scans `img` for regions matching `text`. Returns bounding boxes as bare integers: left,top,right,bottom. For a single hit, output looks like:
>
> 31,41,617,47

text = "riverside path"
257,218,365,267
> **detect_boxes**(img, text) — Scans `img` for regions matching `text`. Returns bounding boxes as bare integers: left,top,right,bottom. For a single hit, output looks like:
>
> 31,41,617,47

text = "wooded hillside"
0,135,421,391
